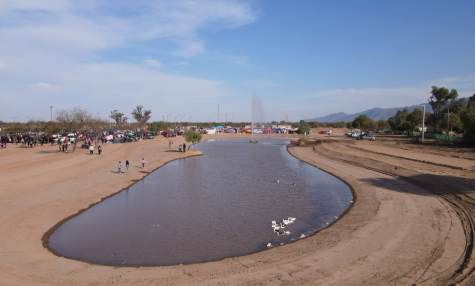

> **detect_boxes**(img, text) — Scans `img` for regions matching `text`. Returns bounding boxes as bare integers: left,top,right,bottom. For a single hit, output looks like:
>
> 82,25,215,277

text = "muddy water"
48,139,353,266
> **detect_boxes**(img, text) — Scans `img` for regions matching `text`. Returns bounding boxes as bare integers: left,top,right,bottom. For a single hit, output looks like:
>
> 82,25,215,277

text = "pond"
47,139,353,266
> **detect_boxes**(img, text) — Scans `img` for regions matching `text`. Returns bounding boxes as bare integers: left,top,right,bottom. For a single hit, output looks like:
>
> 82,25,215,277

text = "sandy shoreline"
0,134,471,285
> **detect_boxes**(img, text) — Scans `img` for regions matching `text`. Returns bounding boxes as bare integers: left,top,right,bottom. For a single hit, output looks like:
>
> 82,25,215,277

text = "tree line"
348,86,475,143
0,105,153,134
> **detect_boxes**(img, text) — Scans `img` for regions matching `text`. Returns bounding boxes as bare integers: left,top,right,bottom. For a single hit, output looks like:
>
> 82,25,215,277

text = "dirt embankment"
305,137,475,285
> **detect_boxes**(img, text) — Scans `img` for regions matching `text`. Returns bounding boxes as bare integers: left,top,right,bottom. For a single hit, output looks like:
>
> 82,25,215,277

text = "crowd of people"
0,133,53,148
1,130,197,180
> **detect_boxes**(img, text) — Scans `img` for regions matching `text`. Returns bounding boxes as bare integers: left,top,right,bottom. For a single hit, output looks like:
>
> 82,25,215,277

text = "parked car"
50,134,61,143
351,132,361,138
161,130,177,137
67,133,77,143
144,132,155,139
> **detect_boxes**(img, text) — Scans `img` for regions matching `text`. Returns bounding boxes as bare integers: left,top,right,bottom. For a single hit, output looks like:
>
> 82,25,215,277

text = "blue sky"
0,0,474,122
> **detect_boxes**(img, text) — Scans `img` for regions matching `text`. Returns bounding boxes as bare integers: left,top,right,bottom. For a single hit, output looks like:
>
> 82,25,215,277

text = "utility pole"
447,105,450,140
49,105,54,121
421,104,425,143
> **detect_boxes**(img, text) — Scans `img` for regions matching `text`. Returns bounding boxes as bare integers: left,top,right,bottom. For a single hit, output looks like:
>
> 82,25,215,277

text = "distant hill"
308,103,433,123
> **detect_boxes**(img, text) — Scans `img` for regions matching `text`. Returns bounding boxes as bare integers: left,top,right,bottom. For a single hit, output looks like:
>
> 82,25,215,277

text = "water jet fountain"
250,96,264,143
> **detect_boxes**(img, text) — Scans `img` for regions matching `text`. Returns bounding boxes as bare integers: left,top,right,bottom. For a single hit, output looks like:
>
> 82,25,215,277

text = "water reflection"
48,139,353,266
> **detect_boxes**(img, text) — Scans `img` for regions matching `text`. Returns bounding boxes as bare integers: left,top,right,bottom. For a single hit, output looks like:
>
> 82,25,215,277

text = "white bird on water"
272,217,296,235
283,217,296,225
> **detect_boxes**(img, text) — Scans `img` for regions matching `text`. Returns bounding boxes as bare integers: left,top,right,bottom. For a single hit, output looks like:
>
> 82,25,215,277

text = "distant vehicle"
351,132,361,138
319,129,333,135
67,133,77,143
204,128,217,135
144,132,155,139
125,132,138,142
252,128,263,134
224,128,237,133
51,134,60,143
361,133,376,141
161,130,177,137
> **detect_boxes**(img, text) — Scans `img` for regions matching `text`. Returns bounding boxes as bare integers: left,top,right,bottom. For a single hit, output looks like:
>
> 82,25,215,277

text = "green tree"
461,95,475,143
131,105,152,128
406,109,423,135
110,110,126,126
377,120,389,131
429,86,458,131
297,120,311,135
442,113,463,133
468,94,475,108
184,130,202,149
352,115,374,130
388,109,411,134
149,121,169,132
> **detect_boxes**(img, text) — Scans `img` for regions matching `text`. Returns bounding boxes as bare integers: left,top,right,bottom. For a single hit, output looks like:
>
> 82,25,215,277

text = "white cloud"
244,79,279,88
0,0,71,15
300,77,475,119
0,59,7,71
0,1,256,58
431,74,475,91
143,58,162,69
33,82,59,91
0,60,232,121
175,40,205,58
0,0,256,121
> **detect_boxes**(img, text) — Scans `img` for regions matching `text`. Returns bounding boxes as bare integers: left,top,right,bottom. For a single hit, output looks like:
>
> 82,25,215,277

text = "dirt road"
306,136,475,285
0,135,470,285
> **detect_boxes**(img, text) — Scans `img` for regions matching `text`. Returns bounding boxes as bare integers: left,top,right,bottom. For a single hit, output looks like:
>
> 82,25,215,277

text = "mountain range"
308,103,433,123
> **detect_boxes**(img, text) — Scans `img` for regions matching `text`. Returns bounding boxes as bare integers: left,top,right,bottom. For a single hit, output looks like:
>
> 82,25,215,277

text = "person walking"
183,143,186,152
117,161,122,173
89,144,94,155
98,145,102,155
141,157,146,169
125,160,130,171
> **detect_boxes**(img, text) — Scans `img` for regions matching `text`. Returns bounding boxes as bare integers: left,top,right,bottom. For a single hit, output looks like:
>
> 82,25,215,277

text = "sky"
0,0,474,122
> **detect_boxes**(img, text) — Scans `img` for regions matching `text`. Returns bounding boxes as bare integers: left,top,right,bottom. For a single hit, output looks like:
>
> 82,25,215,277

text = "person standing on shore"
117,161,122,173
125,160,130,171
98,145,102,155
183,143,186,152
141,157,146,169
89,144,94,155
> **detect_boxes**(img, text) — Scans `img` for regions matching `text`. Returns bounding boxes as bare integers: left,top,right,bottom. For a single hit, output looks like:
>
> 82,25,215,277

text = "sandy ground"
0,134,472,285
